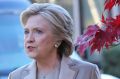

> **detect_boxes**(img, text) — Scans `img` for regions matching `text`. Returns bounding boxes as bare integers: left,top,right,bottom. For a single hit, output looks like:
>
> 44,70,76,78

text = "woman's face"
24,15,57,59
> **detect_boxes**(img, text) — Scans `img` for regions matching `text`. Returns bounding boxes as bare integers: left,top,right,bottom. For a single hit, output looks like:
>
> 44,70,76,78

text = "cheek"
37,36,55,47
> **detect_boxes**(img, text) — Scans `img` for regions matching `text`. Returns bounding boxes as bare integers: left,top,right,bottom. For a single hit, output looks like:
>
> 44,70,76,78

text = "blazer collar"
24,60,36,79
23,56,78,79
59,55,78,79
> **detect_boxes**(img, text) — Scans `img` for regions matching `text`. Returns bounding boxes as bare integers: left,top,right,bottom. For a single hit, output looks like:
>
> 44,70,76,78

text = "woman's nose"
26,33,35,43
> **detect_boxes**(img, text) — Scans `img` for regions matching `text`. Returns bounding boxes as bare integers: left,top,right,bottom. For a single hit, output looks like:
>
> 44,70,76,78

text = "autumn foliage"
76,0,120,54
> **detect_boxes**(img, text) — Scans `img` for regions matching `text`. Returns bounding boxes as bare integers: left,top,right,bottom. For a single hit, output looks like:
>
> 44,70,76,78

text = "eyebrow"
24,28,28,31
24,26,44,31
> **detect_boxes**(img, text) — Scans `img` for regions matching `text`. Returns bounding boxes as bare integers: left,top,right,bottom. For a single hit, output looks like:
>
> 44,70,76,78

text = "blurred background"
0,0,120,79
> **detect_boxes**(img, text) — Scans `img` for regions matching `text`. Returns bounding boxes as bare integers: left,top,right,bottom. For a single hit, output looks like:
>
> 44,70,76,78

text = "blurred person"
8,3,101,79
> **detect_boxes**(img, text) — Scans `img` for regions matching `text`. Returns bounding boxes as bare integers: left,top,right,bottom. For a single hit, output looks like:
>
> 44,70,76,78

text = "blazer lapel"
24,61,37,79
23,56,79,79
59,56,77,79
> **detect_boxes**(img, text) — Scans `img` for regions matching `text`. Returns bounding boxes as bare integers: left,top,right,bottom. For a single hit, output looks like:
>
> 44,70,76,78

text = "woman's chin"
26,52,37,59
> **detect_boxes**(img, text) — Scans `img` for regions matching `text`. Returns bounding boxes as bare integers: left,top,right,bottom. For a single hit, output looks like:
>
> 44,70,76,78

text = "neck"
36,52,60,73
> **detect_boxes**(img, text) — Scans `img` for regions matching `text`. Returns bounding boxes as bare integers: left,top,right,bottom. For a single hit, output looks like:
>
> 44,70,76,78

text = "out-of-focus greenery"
102,45,120,78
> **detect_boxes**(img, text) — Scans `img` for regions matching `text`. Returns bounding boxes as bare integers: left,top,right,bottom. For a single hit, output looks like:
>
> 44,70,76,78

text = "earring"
55,44,59,48
54,41,61,48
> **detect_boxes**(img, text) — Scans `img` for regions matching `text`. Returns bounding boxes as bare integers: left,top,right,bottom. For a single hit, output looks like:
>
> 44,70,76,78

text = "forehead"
24,14,53,30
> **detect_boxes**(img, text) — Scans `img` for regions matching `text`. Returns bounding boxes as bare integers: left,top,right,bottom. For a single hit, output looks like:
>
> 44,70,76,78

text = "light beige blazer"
8,55,101,79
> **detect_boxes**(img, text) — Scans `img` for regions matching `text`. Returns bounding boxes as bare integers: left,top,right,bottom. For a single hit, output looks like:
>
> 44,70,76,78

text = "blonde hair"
20,3,74,57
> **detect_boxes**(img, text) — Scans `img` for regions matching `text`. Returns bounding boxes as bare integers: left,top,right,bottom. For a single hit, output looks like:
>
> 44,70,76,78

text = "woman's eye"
36,29,42,33
24,30,29,34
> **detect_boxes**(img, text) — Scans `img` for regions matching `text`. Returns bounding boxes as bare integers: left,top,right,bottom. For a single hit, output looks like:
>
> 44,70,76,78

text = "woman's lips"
27,46,36,52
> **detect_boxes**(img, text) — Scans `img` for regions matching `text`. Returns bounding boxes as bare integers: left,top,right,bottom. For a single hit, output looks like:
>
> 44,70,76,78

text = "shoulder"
70,58,97,68
10,64,29,74
69,58,101,79
63,55,98,69
8,63,30,79
69,58,100,74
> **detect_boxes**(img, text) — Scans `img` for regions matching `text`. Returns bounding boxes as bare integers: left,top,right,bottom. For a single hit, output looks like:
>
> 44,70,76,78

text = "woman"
8,3,101,79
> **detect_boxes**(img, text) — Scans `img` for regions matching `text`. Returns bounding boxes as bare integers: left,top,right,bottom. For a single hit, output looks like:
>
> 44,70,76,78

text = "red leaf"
89,29,106,53
116,0,120,5
104,0,116,11
76,0,120,55
101,14,106,23
105,15,120,39
76,25,100,54
84,25,99,36
104,0,120,11
78,42,89,56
